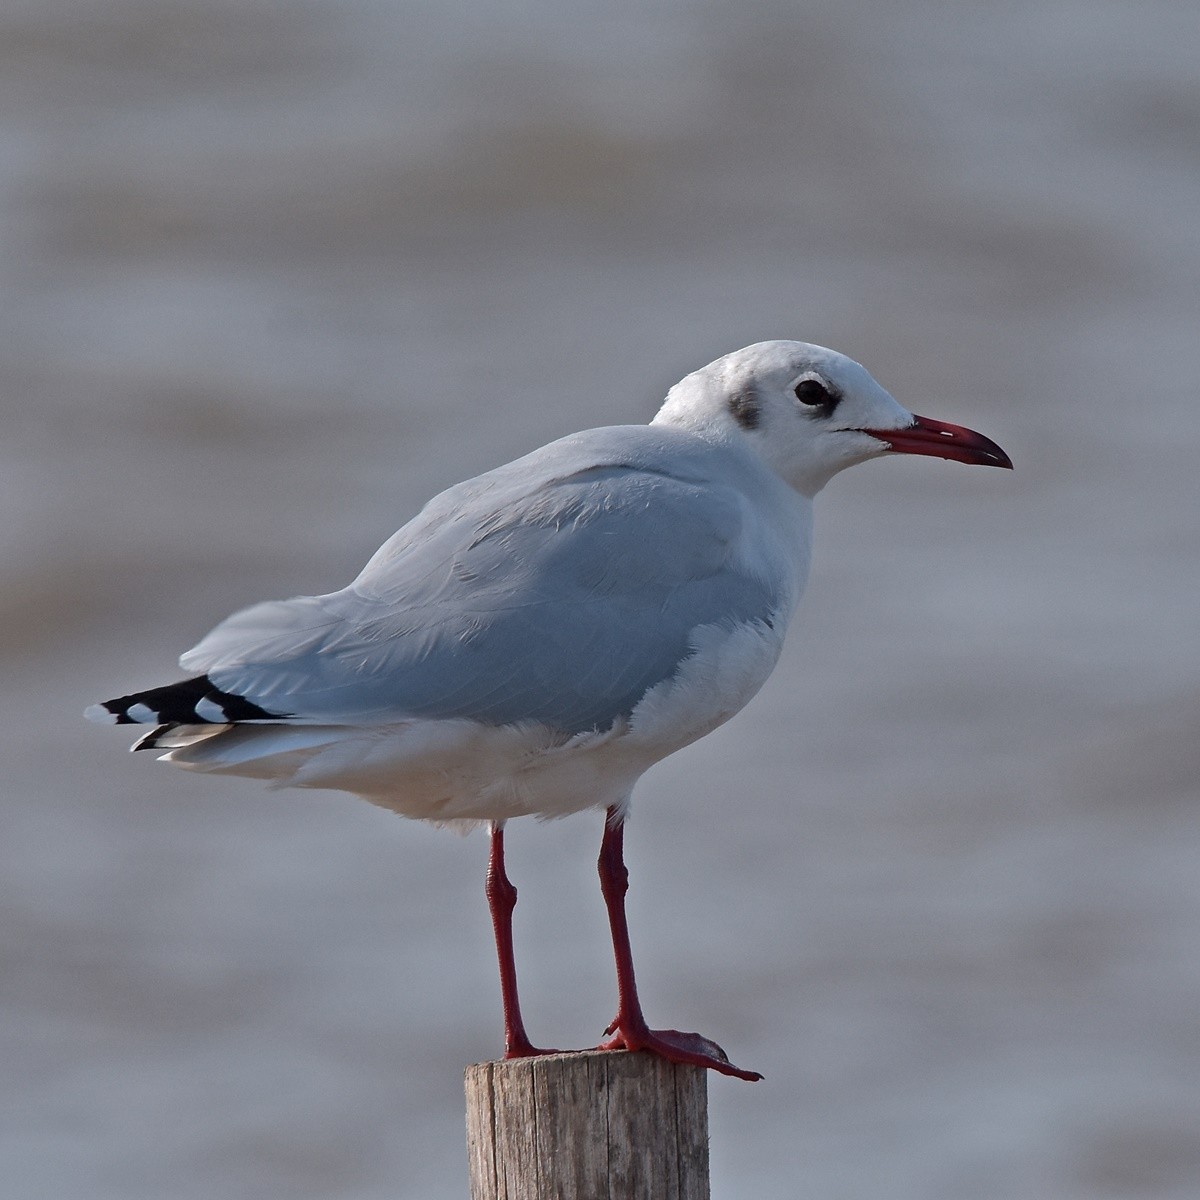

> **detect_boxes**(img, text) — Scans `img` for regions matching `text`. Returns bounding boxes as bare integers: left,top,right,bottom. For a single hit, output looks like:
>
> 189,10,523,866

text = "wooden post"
465,1050,709,1200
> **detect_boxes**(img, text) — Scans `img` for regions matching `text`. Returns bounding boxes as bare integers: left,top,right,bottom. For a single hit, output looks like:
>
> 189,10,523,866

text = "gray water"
3,2,1199,1197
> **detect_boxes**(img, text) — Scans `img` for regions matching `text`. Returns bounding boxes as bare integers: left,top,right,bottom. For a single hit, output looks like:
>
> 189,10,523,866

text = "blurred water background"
3,1,1199,1197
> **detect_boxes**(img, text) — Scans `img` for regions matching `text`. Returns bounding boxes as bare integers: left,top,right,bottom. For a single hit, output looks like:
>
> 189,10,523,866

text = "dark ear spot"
728,386,761,430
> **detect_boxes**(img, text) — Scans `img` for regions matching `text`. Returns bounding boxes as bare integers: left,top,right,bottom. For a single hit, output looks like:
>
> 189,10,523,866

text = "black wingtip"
88,675,285,726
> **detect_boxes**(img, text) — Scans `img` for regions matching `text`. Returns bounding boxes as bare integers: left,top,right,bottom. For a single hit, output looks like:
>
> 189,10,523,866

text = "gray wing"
181,461,782,734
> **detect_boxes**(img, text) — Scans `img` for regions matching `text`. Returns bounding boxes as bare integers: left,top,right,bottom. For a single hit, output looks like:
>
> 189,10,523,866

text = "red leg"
595,808,762,1081
486,821,555,1058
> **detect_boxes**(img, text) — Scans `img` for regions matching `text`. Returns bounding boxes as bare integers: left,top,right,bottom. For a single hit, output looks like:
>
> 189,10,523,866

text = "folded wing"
181,461,781,735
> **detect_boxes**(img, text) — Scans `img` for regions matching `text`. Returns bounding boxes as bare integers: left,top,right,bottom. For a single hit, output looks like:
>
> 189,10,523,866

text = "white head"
653,340,1011,496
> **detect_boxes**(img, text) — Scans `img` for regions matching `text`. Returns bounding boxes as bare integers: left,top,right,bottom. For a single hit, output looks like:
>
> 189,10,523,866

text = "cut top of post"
465,1050,709,1200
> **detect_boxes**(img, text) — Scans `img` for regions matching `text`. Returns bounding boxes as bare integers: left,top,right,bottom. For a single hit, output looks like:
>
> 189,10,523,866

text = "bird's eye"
793,378,837,409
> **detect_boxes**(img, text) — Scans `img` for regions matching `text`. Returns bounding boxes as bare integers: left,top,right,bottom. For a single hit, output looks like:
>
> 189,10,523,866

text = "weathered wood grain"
465,1050,709,1200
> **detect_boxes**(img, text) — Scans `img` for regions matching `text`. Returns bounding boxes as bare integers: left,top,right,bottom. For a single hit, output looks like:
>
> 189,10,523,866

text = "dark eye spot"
794,378,838,410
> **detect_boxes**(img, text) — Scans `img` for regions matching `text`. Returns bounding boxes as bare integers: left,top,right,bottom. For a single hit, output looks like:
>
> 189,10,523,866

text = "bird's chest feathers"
621,610,790,758
620,489,809,756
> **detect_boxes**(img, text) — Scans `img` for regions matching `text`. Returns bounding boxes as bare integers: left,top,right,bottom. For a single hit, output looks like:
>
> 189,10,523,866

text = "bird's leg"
485,820,555,1058
595,807,762,1081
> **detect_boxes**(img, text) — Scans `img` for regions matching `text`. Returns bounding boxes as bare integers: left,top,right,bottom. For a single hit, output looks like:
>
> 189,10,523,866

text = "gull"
87,340,1011,1080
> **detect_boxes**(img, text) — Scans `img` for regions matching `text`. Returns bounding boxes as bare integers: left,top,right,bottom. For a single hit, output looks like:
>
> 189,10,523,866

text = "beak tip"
865,414,1012,472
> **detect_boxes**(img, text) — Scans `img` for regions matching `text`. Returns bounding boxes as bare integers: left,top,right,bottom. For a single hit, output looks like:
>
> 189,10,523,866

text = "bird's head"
653,340,1012,496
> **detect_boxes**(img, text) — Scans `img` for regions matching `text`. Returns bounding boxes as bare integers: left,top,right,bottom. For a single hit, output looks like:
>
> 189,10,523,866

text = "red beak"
860,414,1013,469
